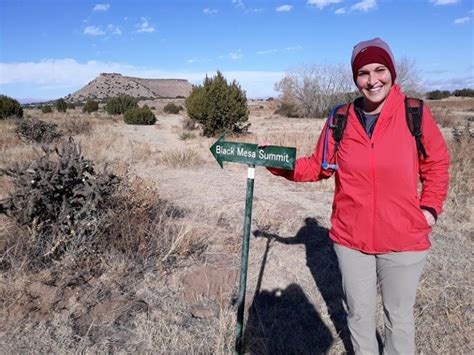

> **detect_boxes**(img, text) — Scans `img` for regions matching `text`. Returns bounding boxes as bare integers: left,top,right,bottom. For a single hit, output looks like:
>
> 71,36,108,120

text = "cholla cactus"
15,118,62,144
0,138,119,264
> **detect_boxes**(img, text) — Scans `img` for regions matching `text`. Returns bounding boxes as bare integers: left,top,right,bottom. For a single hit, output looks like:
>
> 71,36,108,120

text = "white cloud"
187,58,209,64
285,45,303,51
334,7,346,14
257,46,302,55
257,49,279,55
276,5,293,12
307,0,342,10
233,0,245,9
83,26,105,36
107,24,122,35
424,75,474,91
430,0,459,5
0,58,284,98
136,18,155,33
454,16,470,24
351,0,377,12
83,24,121,36
257,46,303,55
203,8,218,14
229,50,243,60
93,4,110,11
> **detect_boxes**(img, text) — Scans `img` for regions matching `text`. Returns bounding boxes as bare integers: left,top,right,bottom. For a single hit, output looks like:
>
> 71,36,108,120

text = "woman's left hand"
422,210,436,227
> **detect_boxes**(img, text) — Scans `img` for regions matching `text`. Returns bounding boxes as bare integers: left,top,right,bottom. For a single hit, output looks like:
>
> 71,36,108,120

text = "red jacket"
270,85,450,253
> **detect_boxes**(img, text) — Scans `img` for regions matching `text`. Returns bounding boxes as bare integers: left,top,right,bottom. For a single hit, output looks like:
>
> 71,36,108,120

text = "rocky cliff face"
66,73,192,101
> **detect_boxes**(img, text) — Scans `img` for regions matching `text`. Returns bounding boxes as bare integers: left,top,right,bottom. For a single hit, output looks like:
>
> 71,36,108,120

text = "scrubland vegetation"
0,75,472,354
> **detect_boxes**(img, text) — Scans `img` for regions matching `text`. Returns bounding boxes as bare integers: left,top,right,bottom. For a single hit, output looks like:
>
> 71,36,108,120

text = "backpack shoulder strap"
322,103,351,171
405,97,427,159
330,103,351,149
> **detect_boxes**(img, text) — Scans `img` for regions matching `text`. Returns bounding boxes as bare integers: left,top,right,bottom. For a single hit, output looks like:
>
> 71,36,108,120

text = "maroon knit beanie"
351,38,396,84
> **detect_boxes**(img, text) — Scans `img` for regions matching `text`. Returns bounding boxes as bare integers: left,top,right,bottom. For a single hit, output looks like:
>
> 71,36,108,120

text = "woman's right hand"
257,138,272,149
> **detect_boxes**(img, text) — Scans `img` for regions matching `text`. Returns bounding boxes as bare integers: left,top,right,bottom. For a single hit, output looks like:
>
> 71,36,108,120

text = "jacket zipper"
371,142,376,250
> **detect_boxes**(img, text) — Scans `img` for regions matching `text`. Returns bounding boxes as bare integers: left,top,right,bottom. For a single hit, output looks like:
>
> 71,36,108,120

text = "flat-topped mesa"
67,73,193,101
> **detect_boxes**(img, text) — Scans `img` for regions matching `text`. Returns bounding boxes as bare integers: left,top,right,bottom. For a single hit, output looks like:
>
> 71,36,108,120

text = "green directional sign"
210,135,297,355
210,135,296,170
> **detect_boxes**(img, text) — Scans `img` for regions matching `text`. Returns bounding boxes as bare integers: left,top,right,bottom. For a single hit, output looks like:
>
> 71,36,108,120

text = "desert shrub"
179,131,196,141
266,97,274,101
274,102,300,118
123,106,156,125
41,105,53,114
185,71,249,137
163,102,181,114
182,117,197,130
427,90,451,100
105,95,138,115
61,119,92,136
82,100,99,113
55,98,67,113
160,149,202,168
103,181,205,263
0,138,119,266
67,102,76,109
431,108,458,128
15,118,62,144
0,95,23,119
453,88,474,98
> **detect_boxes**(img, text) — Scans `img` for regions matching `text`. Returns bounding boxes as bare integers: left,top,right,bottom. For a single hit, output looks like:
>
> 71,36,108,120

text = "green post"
235,164,255,354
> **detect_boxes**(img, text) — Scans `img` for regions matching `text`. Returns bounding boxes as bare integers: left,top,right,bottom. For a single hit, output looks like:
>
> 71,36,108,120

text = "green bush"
0,95,23,119
55,98,67,113
427,90,451,100
123,106,156,125
67,102,76,109
15,118,62,144
163,102,181,114
185,71,249,137
41,105,53,114
82,100,99,113
453,88,474,98
105,95,138,115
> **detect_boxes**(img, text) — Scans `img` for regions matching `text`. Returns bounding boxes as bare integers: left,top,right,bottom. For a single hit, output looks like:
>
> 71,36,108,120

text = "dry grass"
160,149,203,168
179,131,196,141
1,99,472,353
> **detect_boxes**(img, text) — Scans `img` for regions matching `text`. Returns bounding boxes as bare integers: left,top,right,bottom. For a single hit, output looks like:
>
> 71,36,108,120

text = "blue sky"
0,0,473,101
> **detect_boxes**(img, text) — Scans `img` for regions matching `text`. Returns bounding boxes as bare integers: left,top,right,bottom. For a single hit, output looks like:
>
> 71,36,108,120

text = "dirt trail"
110,110,350,350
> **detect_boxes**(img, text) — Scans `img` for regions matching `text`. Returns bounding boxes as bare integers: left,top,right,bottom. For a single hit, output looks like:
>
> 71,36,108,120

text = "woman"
267,38,450,354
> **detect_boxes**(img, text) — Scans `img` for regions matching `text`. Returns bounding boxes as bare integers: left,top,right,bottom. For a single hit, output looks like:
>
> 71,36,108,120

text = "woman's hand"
257,138,271,149
422,210,436,227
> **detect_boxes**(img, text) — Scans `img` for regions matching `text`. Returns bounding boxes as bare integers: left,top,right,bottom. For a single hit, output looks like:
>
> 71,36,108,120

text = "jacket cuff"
420,206,438,221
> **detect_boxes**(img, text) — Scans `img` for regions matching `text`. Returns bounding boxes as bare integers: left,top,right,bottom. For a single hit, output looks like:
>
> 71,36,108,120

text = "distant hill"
66,73,193,101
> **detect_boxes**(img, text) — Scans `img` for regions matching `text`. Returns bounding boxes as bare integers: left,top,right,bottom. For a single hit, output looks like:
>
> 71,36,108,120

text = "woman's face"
355,63,393,110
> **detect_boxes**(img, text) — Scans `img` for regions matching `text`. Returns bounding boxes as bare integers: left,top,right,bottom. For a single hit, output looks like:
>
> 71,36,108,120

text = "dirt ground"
1,99,472,353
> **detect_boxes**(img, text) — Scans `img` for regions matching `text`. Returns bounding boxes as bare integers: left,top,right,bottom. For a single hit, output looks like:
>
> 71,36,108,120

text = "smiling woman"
265,37,450,355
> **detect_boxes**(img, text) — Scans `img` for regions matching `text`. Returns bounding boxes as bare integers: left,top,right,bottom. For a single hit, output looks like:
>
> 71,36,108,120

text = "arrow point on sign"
210,135,225,168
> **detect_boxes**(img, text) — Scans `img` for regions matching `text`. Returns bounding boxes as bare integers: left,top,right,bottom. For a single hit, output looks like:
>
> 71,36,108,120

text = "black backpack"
329,97,427,159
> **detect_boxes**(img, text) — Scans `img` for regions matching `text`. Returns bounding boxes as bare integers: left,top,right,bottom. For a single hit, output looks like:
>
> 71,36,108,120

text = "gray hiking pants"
334,244,428,355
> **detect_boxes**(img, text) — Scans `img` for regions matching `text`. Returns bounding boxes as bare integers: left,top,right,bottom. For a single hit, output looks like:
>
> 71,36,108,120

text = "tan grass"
1,98,472,354
160,149,203,168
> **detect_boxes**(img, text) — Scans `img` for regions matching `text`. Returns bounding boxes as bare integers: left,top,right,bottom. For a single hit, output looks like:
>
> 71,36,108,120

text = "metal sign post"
210,136,296,354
